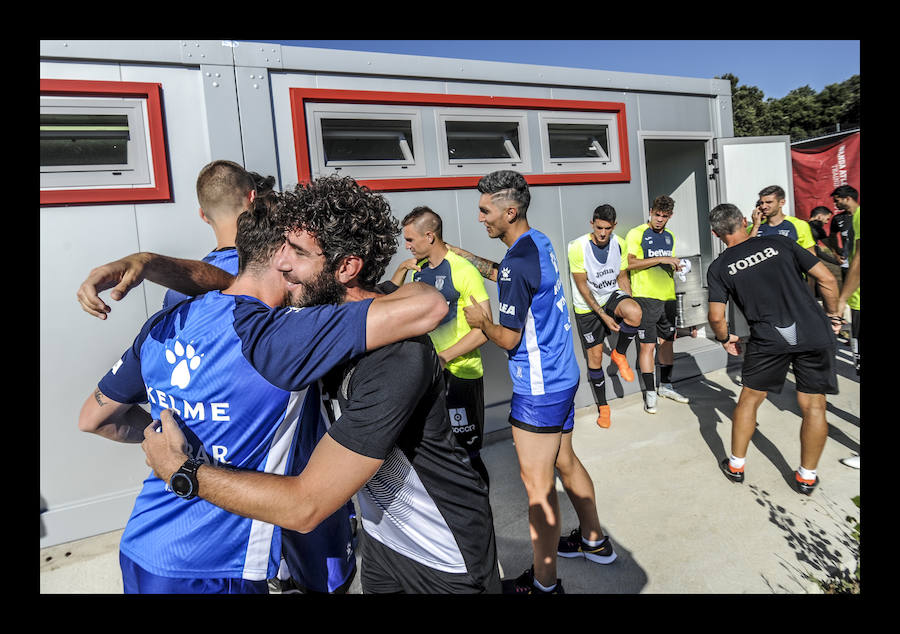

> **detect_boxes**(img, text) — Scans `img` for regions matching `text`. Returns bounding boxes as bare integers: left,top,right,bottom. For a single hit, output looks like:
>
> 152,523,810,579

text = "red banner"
791,132,860,220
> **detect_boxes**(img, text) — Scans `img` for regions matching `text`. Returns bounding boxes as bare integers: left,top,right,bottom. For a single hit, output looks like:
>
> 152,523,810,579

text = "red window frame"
290,88,630,192
40,79,171,206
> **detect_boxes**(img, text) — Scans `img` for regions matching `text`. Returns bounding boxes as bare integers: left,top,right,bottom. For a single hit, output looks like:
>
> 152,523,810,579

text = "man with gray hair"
705,203,842,496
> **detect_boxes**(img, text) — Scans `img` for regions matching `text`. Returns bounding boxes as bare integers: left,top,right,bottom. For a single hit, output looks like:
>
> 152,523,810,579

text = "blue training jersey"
162,248,239,310
497,229,580,395
98,291,371,581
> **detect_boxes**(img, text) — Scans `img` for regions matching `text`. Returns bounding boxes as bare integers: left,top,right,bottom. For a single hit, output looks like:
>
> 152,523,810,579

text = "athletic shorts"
120,552,268,594
636,297,676,344
508,384,578,434
574,290,633,350
741,345,839,395
359,529,501,594
445,371,485,453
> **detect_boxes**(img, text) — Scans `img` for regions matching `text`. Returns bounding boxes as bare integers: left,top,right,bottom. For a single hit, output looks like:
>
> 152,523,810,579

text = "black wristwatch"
169,458,203,500
716,333,732,344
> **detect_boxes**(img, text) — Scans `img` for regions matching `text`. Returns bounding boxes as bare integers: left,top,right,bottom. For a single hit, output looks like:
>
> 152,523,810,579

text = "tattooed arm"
445,244,500,283
78,387,153,443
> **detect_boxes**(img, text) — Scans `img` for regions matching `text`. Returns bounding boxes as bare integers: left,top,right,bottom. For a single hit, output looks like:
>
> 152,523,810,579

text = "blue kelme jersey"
98,291,371,581
497,229,580,395
162,248,239,310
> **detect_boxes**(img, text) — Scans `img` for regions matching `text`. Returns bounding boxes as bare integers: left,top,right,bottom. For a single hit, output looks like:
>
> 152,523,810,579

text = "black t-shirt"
829,211,854,260
322,335,496,581
707,235,834,353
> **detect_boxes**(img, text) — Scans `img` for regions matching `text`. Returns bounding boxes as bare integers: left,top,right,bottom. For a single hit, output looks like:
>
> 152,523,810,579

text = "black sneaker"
795,472,819,495
557,528,617,564
502,566,565,594
720,458,745,483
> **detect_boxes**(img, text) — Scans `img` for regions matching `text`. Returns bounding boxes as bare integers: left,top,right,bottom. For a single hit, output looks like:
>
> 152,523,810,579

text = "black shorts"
359,529,501,594
741,345,839,395
636,297,676,343
444,371,485,453
574,290,632,350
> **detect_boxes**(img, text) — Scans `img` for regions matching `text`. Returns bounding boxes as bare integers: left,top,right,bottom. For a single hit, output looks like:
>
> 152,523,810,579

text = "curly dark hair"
277,176,400,289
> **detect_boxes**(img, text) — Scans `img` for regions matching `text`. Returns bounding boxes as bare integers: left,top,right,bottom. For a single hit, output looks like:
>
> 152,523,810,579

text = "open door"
709,134,794,336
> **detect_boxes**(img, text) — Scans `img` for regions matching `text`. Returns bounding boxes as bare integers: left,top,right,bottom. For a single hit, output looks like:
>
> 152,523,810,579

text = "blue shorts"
508,384,578,434
120,552,269,594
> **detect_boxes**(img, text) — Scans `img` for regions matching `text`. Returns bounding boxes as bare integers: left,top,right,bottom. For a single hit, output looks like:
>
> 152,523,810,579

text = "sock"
797,466,817,481
729,455,746,470
660,364,673,384
588,367,607,407
642,372,656,392
615,323,638,355
533,577,557,592
582,535,605,548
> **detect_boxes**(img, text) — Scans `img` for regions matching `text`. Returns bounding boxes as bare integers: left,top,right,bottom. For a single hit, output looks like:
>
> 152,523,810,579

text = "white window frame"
435,108,531,176
538,110,621,174
305,102,426,179
40,96,154,190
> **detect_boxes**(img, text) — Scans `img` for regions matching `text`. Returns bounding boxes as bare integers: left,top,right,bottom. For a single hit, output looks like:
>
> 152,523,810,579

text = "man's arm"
437,299,491,366
365,281,448,350
142,410,381,533
77,252,235,319
463,295,521,350
707,301,741,356
389,258,421,287
445,244,499,282
572,272,619,332
627,253,682,272
78,387,153,443
836,239,860,316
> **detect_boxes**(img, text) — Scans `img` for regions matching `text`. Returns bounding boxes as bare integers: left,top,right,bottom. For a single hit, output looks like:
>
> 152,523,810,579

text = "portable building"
40,40,795,547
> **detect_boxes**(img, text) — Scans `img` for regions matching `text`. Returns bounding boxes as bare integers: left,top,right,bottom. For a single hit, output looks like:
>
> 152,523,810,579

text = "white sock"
798,466,817,481
582,535,605,548
729,455,746,470
533,577,557,592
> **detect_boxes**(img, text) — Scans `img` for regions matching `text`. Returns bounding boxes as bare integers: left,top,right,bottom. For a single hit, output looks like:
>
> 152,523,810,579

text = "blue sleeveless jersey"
98,292,371,581
163,248,239,310
497,229,580,395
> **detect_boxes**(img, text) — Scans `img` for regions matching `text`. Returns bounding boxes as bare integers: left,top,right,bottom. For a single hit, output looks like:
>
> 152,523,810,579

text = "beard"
288,268,347,308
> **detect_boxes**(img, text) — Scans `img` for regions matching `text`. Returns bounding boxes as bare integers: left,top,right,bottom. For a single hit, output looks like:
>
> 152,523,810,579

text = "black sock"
588,367,607,406
615,323,638,355
660,364,673,384
642,372,656,391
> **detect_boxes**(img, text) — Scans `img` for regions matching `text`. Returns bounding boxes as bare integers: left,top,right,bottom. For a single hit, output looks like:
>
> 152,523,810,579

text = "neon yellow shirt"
567,233,629,314
412,249,490,379
848,207,860,311
625,223,677,301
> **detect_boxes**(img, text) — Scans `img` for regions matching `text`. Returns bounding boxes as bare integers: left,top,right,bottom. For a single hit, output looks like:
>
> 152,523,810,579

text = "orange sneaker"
610,350,634,382
596,405,611,428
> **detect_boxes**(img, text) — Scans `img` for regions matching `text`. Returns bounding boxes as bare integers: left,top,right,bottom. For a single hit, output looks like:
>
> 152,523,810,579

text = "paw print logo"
166,340,202,389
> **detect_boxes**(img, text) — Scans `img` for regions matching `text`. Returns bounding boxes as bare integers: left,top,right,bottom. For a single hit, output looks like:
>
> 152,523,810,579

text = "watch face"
171,473,193,497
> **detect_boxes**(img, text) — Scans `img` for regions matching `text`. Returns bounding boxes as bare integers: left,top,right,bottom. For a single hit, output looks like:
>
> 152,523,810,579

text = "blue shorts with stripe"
508,383,578,434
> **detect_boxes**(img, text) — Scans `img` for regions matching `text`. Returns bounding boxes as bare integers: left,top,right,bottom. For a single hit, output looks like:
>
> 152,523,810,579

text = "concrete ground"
40,344,860,594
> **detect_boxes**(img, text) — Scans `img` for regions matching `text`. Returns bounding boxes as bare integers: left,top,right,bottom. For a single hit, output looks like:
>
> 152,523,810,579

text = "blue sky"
250,40,859,100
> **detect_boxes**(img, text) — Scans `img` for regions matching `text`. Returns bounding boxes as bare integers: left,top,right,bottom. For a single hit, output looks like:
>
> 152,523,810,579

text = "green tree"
718,73,859,141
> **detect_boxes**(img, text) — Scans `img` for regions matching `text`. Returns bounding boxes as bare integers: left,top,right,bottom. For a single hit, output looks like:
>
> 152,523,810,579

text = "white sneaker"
644,391,658,414
658,383,689,404
840,455,860,469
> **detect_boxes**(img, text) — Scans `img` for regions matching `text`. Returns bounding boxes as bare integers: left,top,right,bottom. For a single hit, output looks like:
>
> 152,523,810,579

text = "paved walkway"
40,346,861,594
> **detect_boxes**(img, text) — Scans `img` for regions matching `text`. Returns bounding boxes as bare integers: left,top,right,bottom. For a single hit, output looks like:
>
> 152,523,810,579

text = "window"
290,88,630,191
538,111,621,174
40,97,151,189
437,109,530,176
305,103,426,179
40,79,171,206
